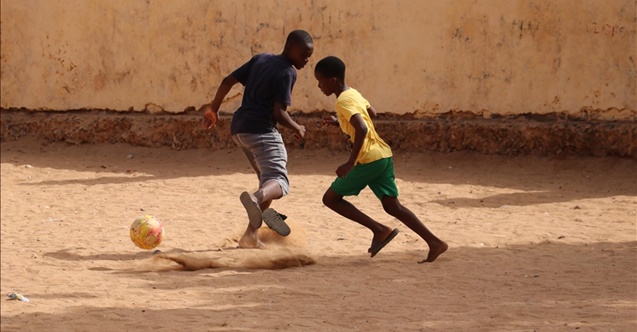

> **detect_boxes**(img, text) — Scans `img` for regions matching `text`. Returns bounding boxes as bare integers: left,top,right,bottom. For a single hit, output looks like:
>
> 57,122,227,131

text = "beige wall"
1,0,635,119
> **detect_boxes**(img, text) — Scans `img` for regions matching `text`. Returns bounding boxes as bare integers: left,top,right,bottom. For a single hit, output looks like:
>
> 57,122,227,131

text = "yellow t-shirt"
335,88,392,164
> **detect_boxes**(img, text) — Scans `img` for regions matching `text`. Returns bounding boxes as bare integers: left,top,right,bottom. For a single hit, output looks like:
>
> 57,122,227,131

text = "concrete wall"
1,0,635,119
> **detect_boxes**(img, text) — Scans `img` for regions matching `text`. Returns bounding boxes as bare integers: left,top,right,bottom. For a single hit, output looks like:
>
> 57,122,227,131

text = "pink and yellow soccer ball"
130,215,164,250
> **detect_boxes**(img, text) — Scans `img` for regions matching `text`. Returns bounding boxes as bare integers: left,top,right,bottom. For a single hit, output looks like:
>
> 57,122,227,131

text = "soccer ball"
130,215,164,249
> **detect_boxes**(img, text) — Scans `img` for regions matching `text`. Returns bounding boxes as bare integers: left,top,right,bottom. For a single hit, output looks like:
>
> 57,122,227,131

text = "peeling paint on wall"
0,0,635,119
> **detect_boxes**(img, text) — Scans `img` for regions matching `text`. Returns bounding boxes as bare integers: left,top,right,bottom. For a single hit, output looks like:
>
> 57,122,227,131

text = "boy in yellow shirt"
314,56,448,263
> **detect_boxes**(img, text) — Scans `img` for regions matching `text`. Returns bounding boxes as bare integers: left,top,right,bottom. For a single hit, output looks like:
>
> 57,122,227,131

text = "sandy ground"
1,139,635,332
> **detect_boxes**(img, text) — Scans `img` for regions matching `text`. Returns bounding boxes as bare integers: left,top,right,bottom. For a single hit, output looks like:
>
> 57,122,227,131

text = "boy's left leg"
237,224,263,248
381,196,448,263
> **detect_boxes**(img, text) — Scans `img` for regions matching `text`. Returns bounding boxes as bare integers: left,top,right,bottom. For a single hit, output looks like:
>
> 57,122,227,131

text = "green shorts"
331,157,399,200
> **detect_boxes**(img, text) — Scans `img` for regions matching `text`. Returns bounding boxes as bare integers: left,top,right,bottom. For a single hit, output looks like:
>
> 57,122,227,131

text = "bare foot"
237,230,264,249
419,241,448,263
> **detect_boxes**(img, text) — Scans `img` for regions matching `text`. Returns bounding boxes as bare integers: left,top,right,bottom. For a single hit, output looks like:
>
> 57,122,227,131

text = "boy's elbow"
221,74,238,86
272,111,283,122
367,107,378,118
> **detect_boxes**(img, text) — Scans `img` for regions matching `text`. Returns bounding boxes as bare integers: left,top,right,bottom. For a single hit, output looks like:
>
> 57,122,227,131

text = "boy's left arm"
336,113,367,178
272,102,306,140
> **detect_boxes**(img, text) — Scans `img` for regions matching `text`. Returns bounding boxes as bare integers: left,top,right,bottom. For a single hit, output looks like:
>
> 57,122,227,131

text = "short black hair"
315,56,346,80
285,30,313,47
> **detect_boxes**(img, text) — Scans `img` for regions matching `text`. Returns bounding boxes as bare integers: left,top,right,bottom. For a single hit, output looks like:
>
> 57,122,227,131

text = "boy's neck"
335,82,349,97
279,52,292,63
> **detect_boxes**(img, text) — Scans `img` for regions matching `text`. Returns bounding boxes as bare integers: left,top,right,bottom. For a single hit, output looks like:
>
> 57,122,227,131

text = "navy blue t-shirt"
230,53,296,135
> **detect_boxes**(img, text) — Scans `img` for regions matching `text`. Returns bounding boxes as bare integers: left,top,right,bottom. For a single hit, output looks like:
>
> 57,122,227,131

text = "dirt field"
1,135,635,331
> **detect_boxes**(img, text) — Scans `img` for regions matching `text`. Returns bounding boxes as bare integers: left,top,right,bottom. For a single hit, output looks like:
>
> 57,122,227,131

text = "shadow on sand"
7,240,635,331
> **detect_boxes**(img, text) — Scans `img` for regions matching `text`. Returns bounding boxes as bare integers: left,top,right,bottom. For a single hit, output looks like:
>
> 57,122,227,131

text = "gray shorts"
232,131,290,196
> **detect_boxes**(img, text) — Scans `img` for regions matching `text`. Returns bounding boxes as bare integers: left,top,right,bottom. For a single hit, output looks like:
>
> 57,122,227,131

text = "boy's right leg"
322,188,395,246
238,191,263,248
232,134,264,248
237,224,263,248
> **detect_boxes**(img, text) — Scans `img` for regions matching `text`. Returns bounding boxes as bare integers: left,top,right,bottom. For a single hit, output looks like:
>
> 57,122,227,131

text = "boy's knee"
382,197,401,216
322,189,340,207
383,205,398,216
322,193,333,207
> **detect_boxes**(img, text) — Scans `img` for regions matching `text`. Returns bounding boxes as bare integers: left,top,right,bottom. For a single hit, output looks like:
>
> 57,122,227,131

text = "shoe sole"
240,192,262,228
262,208,291,237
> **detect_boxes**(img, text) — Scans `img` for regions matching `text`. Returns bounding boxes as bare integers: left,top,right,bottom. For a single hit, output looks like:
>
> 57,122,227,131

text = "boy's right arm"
201,74,239,129
367,105,378,119
335,113,367,178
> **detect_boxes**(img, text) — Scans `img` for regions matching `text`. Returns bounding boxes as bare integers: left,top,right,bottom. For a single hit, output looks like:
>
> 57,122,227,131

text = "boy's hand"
294,125,306,140
322,115,338,127
336,161,354,178
200,104,219,129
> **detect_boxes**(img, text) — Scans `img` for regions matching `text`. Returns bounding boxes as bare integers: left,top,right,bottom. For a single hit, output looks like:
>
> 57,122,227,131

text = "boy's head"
283,30,314,70
314,56,345,96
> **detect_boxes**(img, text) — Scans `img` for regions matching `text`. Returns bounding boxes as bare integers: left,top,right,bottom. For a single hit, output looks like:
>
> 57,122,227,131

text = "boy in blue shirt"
201,30,314,248
314,56,448,263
